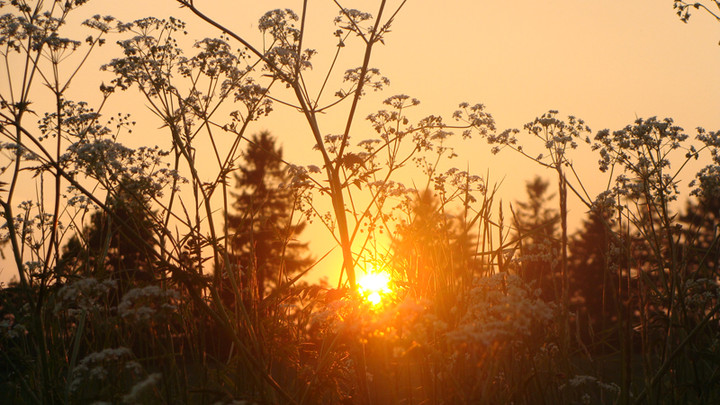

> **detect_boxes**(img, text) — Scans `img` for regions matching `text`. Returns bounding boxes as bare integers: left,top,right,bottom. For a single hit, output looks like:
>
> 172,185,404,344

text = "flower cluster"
64,140,181,200
0,200,63,252
343,67,390,94
258,9,317,78
69,347,145,402
446,274,556,348
486,110,590,167
683,278,720,309
594,117,686,172
691,128,720,199
105,17,186,94
122,372,162,404
259,9,300,43
0,313,27,339
591,117,698,210
453,102,496,138
117,285,181,324
334,8,375,39
559,374,621,404
54,277,117,319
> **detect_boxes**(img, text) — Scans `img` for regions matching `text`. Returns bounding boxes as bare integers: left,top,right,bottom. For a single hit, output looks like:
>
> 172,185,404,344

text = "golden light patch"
358,271,392,306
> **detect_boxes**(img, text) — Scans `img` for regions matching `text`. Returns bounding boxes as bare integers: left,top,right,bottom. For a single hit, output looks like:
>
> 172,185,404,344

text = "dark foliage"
513,176,560,302
56,189,158,289
225,131,312,302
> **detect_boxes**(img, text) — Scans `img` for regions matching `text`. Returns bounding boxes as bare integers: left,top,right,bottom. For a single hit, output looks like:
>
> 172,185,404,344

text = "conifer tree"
58,188,157,287
392,189,479,299
226,131,311,301
679,192,720,276
513,176,560,301
567,210,622,347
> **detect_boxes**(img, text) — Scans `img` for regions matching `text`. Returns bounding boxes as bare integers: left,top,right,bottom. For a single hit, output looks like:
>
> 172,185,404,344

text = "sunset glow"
358,271,392,306
3,0,719,402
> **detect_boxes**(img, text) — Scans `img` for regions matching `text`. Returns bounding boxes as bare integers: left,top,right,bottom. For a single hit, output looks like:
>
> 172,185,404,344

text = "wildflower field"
1,1,719,404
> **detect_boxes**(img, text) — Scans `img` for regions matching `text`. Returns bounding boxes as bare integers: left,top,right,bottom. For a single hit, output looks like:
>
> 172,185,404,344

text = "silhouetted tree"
513,176,560,302
226,131,312,302
57,189,157,288
392,189,480,301
567,209,623,348
679,193,720,277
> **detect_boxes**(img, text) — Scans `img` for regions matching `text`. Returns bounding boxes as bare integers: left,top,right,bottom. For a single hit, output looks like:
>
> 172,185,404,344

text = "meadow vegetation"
1,1,719,404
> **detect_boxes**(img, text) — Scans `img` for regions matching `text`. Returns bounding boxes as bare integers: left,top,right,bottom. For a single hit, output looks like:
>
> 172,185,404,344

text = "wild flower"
334,8,375,39
691,164,720,200
117,285,181,324
684,278,720,308
284,164,315,197
673,0,720,25
53,277,117,319
38,100,114,141
446,274,556,347
454,102,496,138
121,372,161,403
559,374,621,403
258,9,300,41
344,67,390,92
689,128,720,199
66,193,95,210
432,167,485,204
63,139,181,200
593,117,692,204
0,313,27,339
69,347,145,402
83,14,119,34
484,111,590,171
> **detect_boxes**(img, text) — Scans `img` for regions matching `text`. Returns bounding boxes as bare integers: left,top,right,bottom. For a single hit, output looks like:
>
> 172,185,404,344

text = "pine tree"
567,209,624,348
57,189,158,288
226,131,311,302
512,176,560,302
679,193,720,276
391,189,479,299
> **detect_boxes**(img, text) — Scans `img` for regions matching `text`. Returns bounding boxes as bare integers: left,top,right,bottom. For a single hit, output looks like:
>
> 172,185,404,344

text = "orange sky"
2,0,719,283
87,0,720,196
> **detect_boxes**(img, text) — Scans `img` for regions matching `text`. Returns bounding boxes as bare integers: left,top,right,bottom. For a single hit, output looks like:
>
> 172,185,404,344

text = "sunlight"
357,271,392,306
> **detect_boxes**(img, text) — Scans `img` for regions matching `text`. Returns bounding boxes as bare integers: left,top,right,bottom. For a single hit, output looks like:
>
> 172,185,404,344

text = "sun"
357,271,392,306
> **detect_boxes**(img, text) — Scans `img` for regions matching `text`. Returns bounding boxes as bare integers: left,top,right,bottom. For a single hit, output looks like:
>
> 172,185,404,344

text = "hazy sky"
2,0,719,283
85,0,720,189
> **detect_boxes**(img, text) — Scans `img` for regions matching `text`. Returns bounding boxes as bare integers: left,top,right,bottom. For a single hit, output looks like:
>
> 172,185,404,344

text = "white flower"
122,373,161,403
54,277,117,316
118,285,180,323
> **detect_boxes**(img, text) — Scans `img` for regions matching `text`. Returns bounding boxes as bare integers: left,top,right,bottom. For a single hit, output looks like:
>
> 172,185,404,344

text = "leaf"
341,152,364,168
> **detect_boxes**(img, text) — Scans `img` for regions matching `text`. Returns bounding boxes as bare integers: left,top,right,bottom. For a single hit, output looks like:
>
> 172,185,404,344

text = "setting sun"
357,271,392,306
